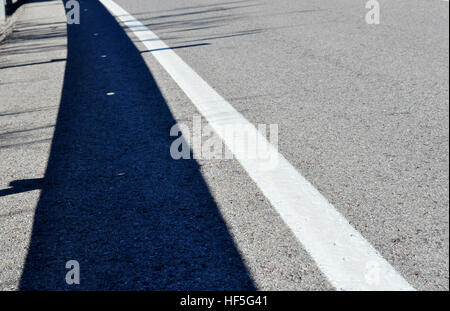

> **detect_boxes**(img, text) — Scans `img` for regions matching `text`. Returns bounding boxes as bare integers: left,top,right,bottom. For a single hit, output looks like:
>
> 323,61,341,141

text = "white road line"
99,0,415,291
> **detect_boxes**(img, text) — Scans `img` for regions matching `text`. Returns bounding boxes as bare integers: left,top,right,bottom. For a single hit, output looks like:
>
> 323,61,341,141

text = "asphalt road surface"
0,0,448,290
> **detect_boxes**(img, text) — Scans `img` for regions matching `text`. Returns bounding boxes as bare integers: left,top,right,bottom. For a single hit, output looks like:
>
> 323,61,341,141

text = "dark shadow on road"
140,43,211,54
176,29,265,44
0,178,44,197
122,0,258,16
19,0,255,290
0,106,57,116
124,0,266,44
0,57,65,69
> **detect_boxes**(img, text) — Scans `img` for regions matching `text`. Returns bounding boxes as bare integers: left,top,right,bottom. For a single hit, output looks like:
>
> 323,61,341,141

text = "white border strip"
99,0,415,291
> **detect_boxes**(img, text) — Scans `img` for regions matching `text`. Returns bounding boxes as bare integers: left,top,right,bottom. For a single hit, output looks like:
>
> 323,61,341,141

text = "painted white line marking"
99,0,415,291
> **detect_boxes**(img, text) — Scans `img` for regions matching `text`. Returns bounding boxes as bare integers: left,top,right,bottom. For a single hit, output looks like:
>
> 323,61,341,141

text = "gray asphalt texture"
0,0,448,290
0,0,66,290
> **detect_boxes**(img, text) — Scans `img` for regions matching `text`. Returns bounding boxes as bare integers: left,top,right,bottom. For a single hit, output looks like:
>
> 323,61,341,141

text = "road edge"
0,2,25,43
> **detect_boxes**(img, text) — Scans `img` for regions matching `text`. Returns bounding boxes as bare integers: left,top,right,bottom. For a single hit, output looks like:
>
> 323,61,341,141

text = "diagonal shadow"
19,0,255,290
0,178,44,197
0,58,65,70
